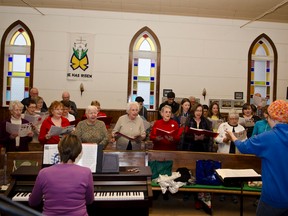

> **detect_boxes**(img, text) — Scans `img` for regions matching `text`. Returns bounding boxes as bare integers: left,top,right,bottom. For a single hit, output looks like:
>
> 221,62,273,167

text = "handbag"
148,160,173,180
196,159,222,185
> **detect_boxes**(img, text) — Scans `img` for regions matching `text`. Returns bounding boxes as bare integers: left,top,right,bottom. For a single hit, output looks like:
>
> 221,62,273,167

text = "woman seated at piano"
38,100,71,144
150,105,182,150
74,105,109,148
29,134,94,216
111,102,146,150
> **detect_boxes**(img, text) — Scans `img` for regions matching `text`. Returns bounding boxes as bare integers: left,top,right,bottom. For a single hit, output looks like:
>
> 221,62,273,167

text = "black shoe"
202,201,212,215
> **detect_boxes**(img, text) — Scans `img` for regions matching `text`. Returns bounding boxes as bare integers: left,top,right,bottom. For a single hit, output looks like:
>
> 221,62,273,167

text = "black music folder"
101,154,119,173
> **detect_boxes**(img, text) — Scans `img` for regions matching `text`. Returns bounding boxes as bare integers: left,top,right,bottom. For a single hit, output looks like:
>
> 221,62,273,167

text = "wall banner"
67,33,94,80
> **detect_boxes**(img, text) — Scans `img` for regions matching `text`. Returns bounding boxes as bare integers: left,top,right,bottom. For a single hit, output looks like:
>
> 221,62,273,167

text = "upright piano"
4,166,153,216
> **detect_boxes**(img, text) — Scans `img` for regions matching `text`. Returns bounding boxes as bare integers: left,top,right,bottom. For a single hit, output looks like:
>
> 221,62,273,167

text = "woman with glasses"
22,99,43,143
0,100,33,151
180,103,213,213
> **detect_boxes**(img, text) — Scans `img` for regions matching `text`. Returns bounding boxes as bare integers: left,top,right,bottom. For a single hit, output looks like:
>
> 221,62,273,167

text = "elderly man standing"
61,91,78,118
21,87,48,113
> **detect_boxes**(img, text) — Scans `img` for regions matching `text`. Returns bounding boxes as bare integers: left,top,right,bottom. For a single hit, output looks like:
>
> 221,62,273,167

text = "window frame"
127,26,161,110
247,33,277,103
0,20,35,106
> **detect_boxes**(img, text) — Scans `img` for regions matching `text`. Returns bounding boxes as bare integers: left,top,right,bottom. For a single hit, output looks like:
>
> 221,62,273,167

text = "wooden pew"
5,151,43,184
147,150,261,174
147,150,262,195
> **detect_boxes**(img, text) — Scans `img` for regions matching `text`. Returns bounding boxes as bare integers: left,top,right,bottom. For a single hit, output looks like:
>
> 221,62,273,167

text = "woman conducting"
226,100,288,216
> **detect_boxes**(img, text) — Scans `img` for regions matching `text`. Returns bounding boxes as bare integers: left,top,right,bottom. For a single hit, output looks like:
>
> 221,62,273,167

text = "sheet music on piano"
42,143,101,173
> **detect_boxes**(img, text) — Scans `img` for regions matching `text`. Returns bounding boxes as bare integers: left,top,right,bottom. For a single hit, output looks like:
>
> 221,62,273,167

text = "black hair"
135,96,144,103
167,91,175,99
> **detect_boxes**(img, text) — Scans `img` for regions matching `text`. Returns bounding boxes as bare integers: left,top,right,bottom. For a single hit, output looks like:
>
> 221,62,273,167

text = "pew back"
5,151,43,184
147,150,262,174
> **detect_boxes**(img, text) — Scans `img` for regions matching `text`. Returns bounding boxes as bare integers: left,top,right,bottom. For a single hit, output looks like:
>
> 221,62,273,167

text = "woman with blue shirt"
252,105,271,136
226,100,288,216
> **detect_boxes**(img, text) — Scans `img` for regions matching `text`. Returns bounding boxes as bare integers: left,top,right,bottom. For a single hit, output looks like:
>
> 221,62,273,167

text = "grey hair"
161,105,172,112
126,102,139,113
86,105,98,114
228,109,239,118
9,100,24,111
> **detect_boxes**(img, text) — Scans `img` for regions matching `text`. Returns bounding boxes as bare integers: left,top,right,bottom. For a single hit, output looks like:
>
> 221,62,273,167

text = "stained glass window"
128,27,161,110
1,21,34,106
248,34,277,104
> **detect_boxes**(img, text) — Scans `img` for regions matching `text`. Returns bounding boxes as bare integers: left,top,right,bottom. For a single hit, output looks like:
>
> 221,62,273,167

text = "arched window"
127,26,161,110
0,20,35,106
247,34,277,104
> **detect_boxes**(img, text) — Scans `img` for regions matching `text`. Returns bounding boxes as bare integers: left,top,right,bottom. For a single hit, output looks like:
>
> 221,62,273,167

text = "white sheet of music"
6,122,32,137
216,169,261,179
43,143,98,172
43,144,60,164
48,125,75,136
75,143,98,173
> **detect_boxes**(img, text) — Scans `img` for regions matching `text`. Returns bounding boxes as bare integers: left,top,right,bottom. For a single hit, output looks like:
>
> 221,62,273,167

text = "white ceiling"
1,0,288,24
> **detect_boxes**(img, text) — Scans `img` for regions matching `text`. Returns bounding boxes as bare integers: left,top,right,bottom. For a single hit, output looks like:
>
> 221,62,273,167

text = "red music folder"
156,128,177,137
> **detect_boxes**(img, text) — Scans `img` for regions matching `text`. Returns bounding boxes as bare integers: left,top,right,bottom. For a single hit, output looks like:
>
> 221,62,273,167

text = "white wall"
0,6,288,110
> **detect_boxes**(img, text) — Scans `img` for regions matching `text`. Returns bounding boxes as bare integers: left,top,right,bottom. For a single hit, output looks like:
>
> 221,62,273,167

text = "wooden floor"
149,192,258,216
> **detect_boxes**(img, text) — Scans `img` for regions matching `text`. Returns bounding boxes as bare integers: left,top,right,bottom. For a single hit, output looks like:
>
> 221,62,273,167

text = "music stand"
216,169,261,216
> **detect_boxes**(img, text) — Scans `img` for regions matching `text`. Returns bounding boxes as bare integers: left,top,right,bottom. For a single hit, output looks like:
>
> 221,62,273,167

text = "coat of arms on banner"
67,34,94,80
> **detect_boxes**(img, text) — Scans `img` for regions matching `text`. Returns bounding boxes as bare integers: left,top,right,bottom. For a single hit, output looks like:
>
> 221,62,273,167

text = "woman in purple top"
29,134,94,216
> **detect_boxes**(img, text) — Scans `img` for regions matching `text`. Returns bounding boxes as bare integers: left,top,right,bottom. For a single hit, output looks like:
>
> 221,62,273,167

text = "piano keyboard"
94,191,144,200
12,192,31,201
12,191,145,202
